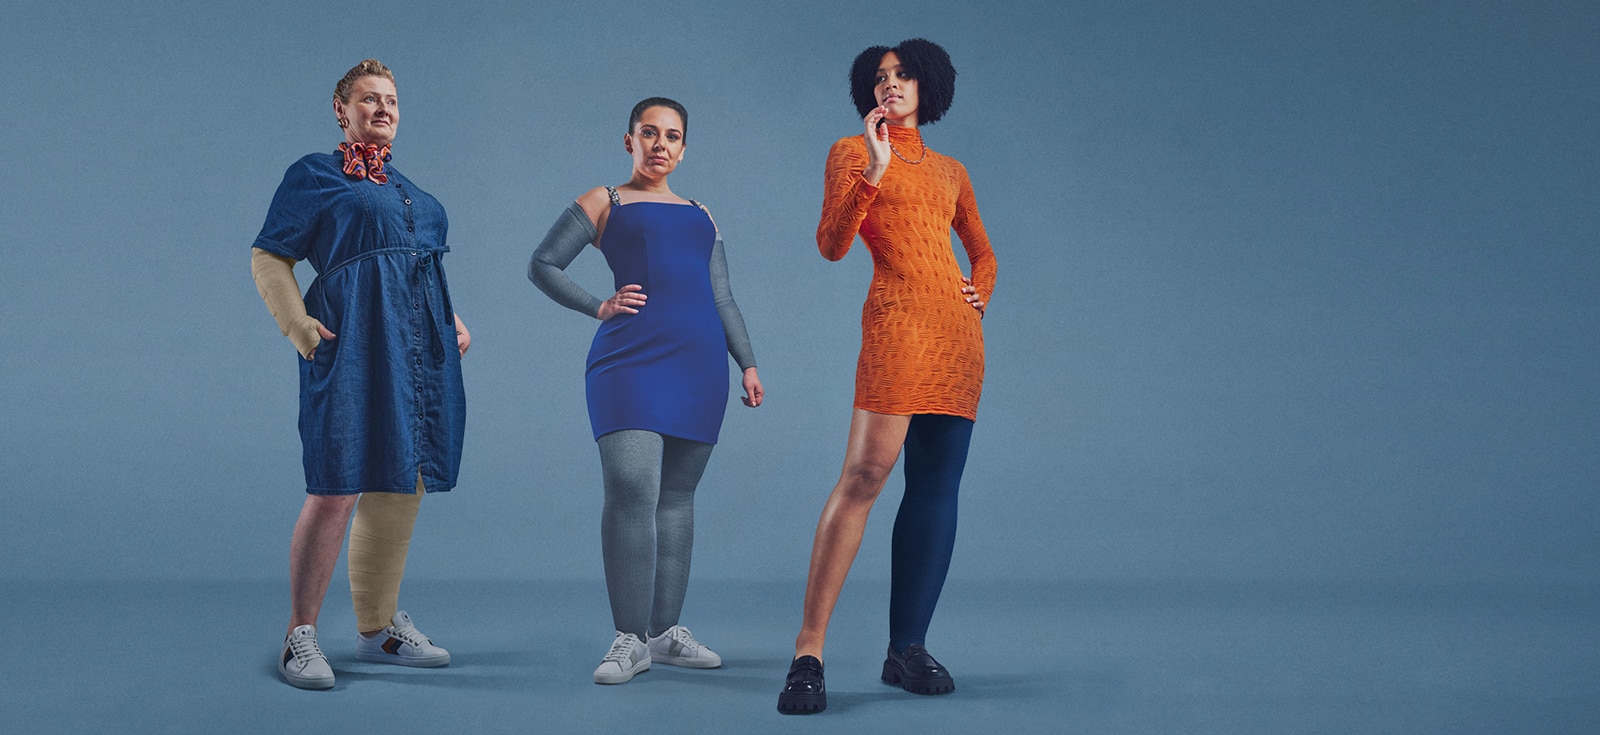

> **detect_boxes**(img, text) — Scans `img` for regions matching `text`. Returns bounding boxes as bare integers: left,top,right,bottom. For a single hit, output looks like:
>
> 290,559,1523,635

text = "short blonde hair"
334,59,395,102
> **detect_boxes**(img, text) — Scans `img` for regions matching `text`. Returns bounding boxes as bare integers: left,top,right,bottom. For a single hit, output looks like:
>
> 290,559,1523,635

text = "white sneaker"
593,631,650,684
648,625,722,669
354,610,451,667
280,625,334,689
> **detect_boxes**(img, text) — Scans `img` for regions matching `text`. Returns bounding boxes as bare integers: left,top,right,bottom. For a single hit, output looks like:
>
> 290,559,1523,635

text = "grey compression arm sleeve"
528,202,605,318
710,239,756,371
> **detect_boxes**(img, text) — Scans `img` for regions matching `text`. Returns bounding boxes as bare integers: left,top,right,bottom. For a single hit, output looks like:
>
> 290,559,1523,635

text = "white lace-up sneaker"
593,631,650,684
648,625,722,669
280,625,335,689
354,610,451,667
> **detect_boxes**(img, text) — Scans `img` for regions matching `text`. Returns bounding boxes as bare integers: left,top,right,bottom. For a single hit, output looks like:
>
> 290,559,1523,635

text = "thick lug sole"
777,690,826,714
882,660,955,695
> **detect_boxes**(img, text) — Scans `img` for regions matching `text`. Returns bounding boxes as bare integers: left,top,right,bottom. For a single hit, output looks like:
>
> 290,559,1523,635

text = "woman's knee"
304,493,358,516
837,459,894,502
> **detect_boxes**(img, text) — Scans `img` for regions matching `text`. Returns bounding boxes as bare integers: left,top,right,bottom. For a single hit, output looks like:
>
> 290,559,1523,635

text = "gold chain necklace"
889,140,926,165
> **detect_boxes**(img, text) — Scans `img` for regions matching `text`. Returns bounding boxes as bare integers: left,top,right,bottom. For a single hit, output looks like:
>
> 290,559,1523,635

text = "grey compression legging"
598,429,715,638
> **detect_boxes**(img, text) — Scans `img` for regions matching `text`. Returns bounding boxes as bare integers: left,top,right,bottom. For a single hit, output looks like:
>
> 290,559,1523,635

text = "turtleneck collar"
884,123,927,164
885,124,922,146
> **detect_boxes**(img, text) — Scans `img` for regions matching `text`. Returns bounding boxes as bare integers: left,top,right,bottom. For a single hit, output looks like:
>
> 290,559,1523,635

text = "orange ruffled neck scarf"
338,142,391,184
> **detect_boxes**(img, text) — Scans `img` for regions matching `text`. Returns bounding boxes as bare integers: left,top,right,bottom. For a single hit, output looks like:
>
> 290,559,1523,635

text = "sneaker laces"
388,622,431,648
665,625,701,653
287,634,326,665
602,634,639,664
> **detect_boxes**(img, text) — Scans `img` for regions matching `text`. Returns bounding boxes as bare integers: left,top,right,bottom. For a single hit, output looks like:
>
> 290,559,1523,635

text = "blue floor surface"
3,578,1596,733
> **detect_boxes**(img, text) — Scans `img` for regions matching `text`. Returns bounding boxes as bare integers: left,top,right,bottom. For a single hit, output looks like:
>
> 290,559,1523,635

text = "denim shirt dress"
253,151,465,495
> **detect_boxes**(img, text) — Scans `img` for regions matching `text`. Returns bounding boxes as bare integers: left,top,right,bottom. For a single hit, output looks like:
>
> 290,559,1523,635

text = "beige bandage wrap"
250,247,324,360
349,476,425,632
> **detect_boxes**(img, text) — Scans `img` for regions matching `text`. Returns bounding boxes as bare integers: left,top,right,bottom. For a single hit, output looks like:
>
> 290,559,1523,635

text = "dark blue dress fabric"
253,151,465,495
585,202,727,445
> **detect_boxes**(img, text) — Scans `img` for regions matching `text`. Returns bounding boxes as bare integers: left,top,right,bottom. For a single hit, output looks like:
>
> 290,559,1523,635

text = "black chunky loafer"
881,643,955,695
777,655,827,714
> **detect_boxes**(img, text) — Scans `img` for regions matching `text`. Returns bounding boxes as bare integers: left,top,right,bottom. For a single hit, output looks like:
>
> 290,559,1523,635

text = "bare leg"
288,493,359,636
793,409,912,661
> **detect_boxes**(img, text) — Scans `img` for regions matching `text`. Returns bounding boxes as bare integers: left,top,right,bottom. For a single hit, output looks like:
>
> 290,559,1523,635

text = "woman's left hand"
960,277,986,317
740,367,764,407
455,314,472,357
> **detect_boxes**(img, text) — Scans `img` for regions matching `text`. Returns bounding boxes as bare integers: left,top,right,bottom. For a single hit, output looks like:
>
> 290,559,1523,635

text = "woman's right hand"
299,318,337,360
960,276,986,317
861,107,890,186
597,284,646,320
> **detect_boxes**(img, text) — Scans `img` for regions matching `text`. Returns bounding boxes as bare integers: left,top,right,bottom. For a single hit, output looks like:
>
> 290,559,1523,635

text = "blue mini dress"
253,151,465,495
585,199,727,445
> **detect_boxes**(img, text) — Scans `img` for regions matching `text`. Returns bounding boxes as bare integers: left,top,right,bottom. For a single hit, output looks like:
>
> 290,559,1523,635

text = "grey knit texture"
596,430,715,638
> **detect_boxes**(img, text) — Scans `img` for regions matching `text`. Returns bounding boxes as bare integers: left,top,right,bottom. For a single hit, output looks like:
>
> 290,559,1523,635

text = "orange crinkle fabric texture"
816,125,997,420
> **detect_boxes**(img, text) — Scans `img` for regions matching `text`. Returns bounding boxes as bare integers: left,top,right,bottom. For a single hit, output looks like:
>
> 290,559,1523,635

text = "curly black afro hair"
849,38,957,125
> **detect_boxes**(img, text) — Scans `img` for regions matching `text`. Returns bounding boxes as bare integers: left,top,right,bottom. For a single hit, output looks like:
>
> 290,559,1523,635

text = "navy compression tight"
888,413,975,654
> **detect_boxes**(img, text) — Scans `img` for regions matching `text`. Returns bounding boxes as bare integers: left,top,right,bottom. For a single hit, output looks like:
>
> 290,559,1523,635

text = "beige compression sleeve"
349,477,425,632
250,247,322,360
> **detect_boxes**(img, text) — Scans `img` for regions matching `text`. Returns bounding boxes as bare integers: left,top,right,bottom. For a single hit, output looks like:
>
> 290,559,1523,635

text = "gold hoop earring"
338,117,349,128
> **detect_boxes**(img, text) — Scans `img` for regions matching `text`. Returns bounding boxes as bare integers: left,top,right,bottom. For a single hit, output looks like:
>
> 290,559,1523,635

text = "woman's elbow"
528,260,555,290
816,236,848,261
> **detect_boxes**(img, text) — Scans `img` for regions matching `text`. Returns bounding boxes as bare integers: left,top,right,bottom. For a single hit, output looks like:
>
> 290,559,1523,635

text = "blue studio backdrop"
2,0,1595,612
5,2,1599,732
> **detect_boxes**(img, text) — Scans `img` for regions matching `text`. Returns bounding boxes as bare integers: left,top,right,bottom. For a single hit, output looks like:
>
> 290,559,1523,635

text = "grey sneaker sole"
650,652,722,668
280,667,335,690
355,649,451,667
594,658,650,684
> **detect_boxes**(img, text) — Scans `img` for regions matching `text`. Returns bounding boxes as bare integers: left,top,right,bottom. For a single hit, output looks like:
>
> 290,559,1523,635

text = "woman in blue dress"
251,59,469,689
529,97,764,684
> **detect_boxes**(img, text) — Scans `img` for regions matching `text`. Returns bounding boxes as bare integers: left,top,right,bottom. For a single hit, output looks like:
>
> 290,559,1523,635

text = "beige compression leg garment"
349,476,424,631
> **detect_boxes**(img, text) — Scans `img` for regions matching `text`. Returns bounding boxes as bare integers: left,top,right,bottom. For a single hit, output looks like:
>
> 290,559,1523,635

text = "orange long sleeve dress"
817,124,997,420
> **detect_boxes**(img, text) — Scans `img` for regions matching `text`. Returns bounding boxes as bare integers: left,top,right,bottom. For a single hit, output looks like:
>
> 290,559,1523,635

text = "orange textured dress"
817,124,997,420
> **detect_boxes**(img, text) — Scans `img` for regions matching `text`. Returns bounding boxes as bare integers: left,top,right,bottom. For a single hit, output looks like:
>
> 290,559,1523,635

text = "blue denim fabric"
253,151,465,495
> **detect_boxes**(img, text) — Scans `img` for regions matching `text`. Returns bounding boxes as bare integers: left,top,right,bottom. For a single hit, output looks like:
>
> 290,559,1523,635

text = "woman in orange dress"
778,38,996,714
